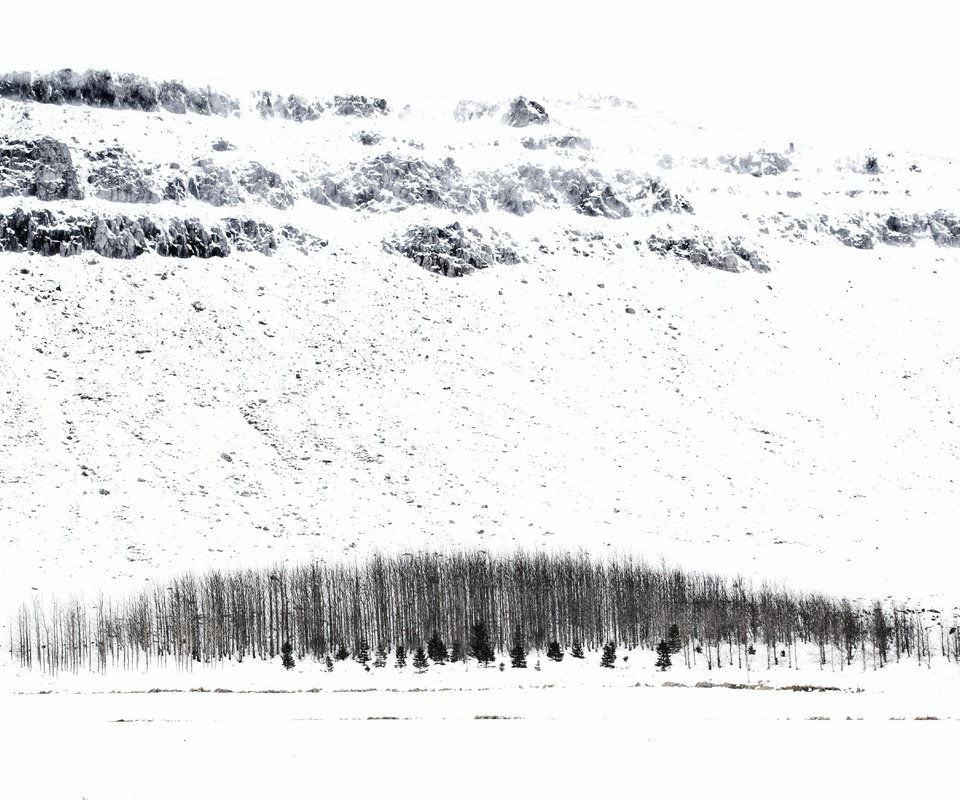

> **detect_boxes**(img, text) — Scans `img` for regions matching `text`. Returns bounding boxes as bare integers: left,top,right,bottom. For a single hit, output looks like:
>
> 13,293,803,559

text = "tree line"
10,549,959,674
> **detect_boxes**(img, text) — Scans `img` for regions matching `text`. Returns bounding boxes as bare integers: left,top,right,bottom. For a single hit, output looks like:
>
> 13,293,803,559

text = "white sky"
2,0,958,150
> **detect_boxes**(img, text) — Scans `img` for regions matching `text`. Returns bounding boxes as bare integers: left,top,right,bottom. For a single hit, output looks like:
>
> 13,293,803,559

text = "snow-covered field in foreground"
4,683,959,800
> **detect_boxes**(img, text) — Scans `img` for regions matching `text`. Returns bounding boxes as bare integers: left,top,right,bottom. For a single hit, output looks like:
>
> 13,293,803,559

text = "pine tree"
395,644,407,669
280,641,295,670
450,640,464,663
324,654,334,672
373,642,388,668
667,624,682,654
509,626,527,669
546,641,564,662
354,639,370,668
655,640,672,671
571,642,585,659
427,630,448,664
469,620,495,665
334,643,349,661
413,645,429,672
600,641,617,668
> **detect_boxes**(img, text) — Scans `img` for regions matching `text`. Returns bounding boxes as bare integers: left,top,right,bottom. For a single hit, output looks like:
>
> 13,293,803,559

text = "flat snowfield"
3,685,959,799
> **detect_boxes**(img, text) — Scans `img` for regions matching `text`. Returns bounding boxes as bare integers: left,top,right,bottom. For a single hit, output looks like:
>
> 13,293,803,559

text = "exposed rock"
222,218,279,254
0,137,83,200
503,96,549,127
240,163,295,210
355,131,382,146
391,221,520,277
521,134,591,151
256,91,325,122
86,147,160,203
0,207,232,259
718,150,792,177
927,210,960,246
647,233,770,273
184,158,239,207
310,154,480,212
333,95,388,116
0,69,239,116
620,172,694,214
453,100,499,121
211,139,236,152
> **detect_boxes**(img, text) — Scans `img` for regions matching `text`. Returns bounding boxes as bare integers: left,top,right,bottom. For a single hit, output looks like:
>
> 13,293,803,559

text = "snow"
2,77,960,768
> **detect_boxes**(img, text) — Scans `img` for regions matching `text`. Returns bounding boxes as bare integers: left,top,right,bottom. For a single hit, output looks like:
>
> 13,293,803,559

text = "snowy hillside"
1,67,959,621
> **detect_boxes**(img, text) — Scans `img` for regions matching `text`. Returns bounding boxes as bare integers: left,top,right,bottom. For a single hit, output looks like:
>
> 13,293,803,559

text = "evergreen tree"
600,641,617,668
509,626,527,668
427,630,448,664
667,624,682,654
354,639,370,668
469,620,495,665
334,643,350,661
655,640,673,671
373,642,388,668
280,641,295,670
324,654,334,672
395,644,407,669
546,641,564,662
571,642,585,659
413,645,429,672
449,640,464,663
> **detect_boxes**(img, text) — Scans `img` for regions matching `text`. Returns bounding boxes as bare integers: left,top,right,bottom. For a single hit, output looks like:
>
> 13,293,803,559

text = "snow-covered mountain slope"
1,69,958,612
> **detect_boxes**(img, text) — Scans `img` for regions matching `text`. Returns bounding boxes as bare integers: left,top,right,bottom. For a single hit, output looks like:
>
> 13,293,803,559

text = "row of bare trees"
10,550,959,674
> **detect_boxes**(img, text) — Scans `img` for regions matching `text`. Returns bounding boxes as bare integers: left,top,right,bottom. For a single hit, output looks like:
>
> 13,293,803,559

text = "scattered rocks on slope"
0,137,83,200
503,96,549,127
646,233,770,273
390,221,520,277
86,146,160,203
211,139,236,152
354,131,382,146
718,149,792,177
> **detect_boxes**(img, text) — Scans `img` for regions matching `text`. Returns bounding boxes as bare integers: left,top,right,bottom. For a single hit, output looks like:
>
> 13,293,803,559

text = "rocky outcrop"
309,154,481,211
0,207,239,258
718,150,792,177
333,95,388,116
522,134,592,150
0,69,239,116
256,91,325,122
86,147,160,204
0,137,83,200
503,96,549,127
181,158,240,207
454,100,499,121
391,221,520,277
222,218,279,254
646,234,770,273
619,173,693,214
240,163,295,210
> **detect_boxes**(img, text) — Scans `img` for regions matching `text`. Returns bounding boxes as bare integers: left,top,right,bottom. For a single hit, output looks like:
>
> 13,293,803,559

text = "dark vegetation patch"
14,549,958,675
